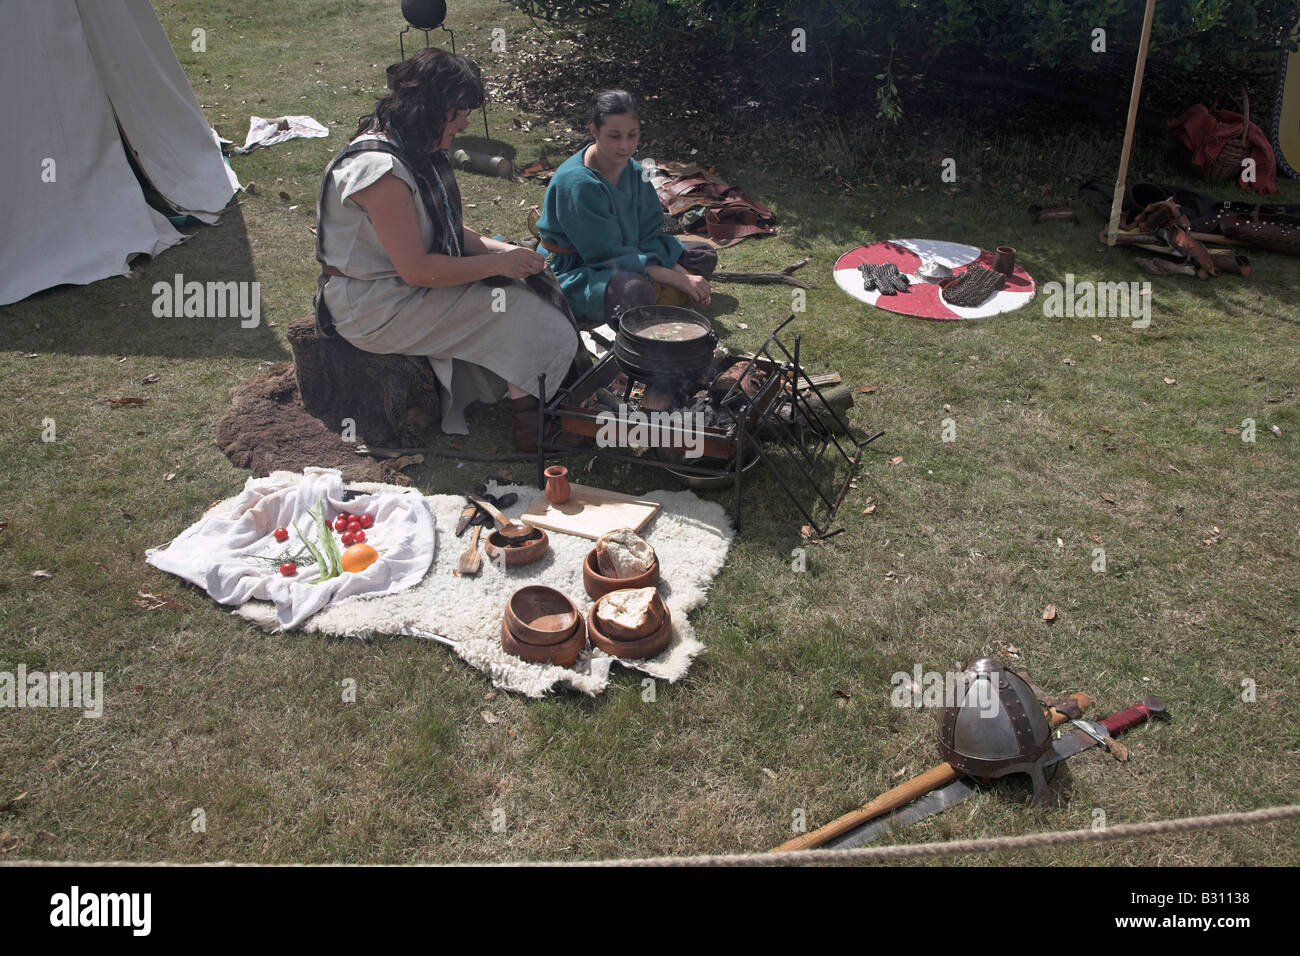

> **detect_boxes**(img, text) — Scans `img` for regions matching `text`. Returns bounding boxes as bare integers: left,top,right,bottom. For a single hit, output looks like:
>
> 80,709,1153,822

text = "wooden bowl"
582,548,659,601
485,526,549,566
592,588,667,640
501,616,585,668
504,585,580,645
586,604,672,660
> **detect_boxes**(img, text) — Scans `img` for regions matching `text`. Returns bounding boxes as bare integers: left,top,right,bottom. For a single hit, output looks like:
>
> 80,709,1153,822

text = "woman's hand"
681,273,712,307
493,247,547,278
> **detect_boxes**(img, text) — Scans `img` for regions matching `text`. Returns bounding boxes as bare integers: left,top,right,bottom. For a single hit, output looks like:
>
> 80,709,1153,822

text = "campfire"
536,314,877,536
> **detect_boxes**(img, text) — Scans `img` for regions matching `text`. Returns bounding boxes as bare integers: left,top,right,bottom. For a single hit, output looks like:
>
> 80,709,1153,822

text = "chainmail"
941,264,1004,308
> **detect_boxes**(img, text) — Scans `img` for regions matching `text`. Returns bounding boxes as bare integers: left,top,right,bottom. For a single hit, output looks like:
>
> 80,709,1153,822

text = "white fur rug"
235,474,734,697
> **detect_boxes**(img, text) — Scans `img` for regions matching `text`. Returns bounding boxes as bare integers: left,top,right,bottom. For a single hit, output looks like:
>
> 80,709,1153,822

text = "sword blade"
826,731,1103,849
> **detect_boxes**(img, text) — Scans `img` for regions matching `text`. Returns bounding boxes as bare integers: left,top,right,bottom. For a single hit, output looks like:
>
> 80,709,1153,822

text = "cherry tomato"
333,516,349,532
273,528,289,543
352,530,366,543
341,532,355,547
347,519,362,534
358,513,374,529
280,562,297,576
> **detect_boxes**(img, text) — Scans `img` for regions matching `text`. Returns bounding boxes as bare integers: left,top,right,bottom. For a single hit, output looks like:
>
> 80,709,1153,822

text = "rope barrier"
4,804,1296,867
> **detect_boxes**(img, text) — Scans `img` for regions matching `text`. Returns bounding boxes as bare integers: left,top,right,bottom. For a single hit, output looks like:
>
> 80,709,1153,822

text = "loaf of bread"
595,587,661,639
595,529,656,579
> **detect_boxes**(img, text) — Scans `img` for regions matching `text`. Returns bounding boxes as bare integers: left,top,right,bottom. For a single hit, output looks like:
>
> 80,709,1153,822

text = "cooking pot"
614,305,718,386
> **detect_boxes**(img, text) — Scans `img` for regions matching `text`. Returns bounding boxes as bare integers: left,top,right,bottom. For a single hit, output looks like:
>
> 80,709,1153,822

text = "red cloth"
1169,103,1278,194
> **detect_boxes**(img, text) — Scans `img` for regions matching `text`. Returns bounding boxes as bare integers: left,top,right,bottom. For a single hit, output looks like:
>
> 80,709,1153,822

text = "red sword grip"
1100,695,1166,735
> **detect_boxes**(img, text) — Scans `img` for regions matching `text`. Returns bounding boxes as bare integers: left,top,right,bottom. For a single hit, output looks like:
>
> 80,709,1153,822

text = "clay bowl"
592,588,668,641
485,526,549,566
582,548,659,601
586,603,672,660
504,585,580,646
501,616,585,668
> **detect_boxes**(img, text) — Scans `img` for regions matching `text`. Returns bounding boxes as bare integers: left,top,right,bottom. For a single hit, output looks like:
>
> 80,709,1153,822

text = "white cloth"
146,468,435,630
234,114,329,153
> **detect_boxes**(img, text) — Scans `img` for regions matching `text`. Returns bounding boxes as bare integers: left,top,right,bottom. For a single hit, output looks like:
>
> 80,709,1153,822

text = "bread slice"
594,586,661,640
595,529,656,579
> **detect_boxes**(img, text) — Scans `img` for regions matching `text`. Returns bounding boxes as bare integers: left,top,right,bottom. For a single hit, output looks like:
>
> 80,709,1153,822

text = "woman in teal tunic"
536,90,715,326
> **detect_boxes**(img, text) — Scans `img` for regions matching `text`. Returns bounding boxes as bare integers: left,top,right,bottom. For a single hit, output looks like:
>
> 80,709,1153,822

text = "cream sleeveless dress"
318,133,577,434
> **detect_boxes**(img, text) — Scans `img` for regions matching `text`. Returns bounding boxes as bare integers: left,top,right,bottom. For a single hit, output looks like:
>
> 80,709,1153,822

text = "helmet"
938,658,1054,804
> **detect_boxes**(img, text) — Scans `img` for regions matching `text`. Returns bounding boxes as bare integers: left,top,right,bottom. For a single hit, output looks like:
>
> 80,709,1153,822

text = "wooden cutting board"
520,483,661,540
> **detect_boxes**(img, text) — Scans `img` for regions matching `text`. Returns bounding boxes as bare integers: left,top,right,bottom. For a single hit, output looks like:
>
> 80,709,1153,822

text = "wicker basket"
1205,89,1250,182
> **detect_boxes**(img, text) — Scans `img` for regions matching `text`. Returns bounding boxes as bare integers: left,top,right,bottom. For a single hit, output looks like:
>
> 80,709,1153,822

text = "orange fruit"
340,543,379,573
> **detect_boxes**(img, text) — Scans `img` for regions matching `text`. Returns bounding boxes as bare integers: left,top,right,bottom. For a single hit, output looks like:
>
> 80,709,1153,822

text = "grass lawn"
1,0,1297,864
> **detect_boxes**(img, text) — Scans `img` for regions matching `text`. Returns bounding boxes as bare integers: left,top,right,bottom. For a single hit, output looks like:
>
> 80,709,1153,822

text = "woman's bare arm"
351,174,541,285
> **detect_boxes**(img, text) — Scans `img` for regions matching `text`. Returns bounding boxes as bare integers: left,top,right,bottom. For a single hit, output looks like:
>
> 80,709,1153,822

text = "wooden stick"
1106,0,1158,246
770,691,1095,853
712,257,817,288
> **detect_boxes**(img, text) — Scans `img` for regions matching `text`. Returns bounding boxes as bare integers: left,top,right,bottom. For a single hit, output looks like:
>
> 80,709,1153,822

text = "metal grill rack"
535,315,881,537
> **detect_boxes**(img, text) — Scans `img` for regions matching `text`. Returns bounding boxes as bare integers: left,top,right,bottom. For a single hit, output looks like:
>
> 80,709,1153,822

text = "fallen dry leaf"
1224,427,1241,435
834,688,851,700
31,569,53,578
943,403,952,413
1100,493,1117,504
1042,604,1058,622
736,322,749,330
1062,358,1077,366
133,685,146,692
0,792,28,813
861,501,877,515
133,591,180,611
140,373,161,385
481,710,500,725
1202,526,1223,546
1100,426,1115,434
856,385,878,394
483,691,496,701
0,520,8,531
106,397,148,406
889,456,904,466
164,473,176,482
1163,377,1177,385
278,190,291,201
1090,532,1102,544
892,766,909,780
0,832,20,854
1091,334,1103,342
762,767,777,780
1271,425,1282,437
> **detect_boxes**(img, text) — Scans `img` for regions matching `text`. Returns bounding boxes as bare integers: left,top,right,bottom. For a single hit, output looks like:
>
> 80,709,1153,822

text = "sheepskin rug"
234,472,734,697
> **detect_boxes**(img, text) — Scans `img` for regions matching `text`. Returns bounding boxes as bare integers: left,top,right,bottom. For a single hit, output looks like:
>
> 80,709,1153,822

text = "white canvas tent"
0,0,239,306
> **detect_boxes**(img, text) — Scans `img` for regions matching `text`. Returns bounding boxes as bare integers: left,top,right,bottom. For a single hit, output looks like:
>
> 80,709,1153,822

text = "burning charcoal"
640,385,676,412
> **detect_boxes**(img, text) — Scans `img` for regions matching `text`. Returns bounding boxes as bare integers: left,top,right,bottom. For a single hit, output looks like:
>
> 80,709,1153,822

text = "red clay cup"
993,246,1016,277
544,465,571,504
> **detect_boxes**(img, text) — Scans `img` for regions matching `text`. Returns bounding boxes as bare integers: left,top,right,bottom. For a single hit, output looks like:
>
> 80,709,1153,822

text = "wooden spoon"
456,525,483,576
468,495,536,542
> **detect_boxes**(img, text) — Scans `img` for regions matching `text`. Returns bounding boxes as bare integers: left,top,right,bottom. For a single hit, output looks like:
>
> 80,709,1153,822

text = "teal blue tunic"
537,146,683,324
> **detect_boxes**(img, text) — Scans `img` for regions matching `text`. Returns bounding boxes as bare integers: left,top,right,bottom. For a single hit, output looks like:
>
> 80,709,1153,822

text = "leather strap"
538,236,577,255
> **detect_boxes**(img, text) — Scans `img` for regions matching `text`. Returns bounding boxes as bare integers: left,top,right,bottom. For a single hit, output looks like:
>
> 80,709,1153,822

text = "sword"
772,692,1094,853
824,695,1167,849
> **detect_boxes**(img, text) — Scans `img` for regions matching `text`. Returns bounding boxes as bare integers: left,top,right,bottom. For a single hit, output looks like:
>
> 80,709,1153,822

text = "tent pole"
1106,0,1158,246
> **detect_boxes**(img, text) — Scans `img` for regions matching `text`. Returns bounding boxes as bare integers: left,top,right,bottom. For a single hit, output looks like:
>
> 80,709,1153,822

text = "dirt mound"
215,363,421,485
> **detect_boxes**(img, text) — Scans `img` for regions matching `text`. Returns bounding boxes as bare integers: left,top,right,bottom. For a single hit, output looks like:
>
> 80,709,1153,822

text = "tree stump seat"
287,313,440,450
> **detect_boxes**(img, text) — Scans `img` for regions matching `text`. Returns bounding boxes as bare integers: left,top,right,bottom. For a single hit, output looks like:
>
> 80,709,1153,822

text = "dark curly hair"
355,48,485,157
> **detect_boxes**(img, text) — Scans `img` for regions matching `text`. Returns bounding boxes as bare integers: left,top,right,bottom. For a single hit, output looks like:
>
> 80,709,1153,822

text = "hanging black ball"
401,0,447,30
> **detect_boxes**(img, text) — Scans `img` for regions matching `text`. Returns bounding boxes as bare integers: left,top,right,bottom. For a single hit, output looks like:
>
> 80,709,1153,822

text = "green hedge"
512,0,1300,115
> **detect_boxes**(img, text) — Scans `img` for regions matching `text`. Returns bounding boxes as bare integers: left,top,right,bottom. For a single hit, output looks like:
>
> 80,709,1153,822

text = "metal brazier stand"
535,316,880,537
